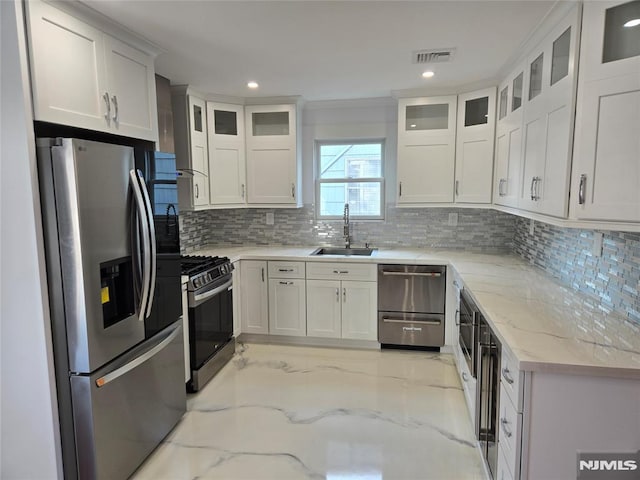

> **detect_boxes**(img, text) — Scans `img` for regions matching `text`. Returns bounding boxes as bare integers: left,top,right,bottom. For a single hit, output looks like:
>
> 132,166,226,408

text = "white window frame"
315,139,385,220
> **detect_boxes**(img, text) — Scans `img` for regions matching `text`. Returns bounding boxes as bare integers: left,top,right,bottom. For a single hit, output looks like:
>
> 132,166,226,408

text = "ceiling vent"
412,48,456,64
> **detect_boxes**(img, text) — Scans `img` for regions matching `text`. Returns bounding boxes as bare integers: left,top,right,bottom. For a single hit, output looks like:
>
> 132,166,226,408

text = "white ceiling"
84,0,558,101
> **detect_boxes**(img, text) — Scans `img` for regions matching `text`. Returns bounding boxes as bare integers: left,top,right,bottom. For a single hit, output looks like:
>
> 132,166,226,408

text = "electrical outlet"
592,232,603,257
266,212,274,225
529,219,535,235
448,213,458,226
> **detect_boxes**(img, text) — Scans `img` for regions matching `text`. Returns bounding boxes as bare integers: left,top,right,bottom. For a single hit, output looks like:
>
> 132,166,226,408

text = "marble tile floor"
132,343,486,479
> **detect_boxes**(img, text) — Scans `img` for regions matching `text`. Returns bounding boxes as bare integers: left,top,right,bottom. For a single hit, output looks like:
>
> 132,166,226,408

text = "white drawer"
501,346,524,411
497,443,515,480
306,262,377,281
268,261,305,279
499,384,522,478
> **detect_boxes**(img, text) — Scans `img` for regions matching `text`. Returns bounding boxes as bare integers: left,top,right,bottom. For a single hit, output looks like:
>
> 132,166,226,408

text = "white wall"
301,98,398,206
0,1,62,478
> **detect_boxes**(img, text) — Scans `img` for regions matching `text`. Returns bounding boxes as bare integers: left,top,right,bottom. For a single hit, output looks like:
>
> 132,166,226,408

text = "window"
316,140,384,219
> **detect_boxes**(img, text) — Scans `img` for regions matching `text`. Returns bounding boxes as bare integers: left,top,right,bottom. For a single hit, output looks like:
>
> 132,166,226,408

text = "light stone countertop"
190,245,640,380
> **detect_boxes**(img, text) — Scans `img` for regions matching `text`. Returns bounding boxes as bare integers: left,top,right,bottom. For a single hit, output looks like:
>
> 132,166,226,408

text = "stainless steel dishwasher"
378,264,446,347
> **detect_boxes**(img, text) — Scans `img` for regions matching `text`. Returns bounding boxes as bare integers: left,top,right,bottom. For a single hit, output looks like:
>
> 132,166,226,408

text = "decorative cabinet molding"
26,0,158,142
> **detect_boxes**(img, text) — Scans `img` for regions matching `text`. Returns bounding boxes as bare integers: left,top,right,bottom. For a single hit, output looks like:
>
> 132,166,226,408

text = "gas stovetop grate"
180,255,227,276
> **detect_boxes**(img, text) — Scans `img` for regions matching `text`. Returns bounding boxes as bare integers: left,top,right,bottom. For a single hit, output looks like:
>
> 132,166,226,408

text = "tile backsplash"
513,218,640,324
180,205,516,253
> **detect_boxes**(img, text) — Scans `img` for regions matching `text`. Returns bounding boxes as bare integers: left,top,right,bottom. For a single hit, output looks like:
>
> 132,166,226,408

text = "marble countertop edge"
189,244,640,380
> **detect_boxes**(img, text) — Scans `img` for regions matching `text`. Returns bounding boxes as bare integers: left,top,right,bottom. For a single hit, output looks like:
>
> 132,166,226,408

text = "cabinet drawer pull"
195,183,199,198
333,270,349,274
455,180,460,196
579,174,586,205
502,367,515,385
241,183,245,199
278,268,295,272
530,176,536,200
336,288,340,302
343,288,347,302
291,183,295,199
261,267,264,282
399,181,402,197
279,281,294,285
500,418,513,438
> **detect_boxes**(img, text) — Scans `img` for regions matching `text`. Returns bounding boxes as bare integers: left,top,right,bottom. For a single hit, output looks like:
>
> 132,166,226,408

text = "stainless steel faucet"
343,203,351,248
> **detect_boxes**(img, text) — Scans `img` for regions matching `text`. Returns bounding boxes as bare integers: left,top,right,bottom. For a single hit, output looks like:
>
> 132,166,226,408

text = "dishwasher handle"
381,270,442,277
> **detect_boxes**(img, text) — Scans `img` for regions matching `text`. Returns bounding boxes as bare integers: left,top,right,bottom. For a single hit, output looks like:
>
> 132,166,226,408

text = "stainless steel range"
181,255,235,392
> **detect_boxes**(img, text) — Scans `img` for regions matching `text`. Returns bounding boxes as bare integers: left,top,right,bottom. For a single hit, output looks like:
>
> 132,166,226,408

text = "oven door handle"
191,278,233,307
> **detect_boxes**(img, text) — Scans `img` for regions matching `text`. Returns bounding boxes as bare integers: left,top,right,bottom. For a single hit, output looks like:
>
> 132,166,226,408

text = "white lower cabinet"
240,261,269,334
306,263,377,341
268,279,306,336
341,281,378,340
306,280,342,338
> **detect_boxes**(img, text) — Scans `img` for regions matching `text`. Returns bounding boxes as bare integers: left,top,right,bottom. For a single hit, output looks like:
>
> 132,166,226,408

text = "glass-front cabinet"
245,104,301,206
455,87,496,204
397,95,458,204
571,0,640,222
207,102,246,206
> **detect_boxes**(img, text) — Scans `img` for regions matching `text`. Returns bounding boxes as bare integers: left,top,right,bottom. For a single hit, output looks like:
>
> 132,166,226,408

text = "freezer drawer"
378,312,445,347
70,321,186,479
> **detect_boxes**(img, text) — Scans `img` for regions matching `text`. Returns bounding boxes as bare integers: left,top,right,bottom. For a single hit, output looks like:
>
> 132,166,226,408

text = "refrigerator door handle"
136,169,157,319
129,170,152,322
95,323,181,388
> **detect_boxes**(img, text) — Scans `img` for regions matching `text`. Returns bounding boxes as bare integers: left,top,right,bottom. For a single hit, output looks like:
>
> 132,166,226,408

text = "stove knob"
221,265,227,274
193,278,200,288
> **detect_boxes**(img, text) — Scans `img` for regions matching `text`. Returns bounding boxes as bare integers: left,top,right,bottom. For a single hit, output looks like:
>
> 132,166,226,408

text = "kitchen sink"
310,247,376,256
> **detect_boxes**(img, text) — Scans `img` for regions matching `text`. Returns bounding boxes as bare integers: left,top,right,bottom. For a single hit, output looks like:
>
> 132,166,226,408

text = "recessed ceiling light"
624,18,640,27
422,71,435,78
247,81,259,89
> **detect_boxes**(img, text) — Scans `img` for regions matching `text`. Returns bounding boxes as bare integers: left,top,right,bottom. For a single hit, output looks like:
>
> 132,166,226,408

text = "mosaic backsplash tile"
180,205,516,253
513,218,640,324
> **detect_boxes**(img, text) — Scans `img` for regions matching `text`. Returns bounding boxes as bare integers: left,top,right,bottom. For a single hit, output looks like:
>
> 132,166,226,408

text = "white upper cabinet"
172,88,209,209
518,6,580,218
397,96,458,204
102,35,157,140
207,102,247,206
245,104,301,206
26,0,157,142
571,0,640,223
494,66,525,208
455,87,497,204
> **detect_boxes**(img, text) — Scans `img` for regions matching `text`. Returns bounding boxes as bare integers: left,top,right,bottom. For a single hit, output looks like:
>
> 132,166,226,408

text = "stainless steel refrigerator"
37,137,186,479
